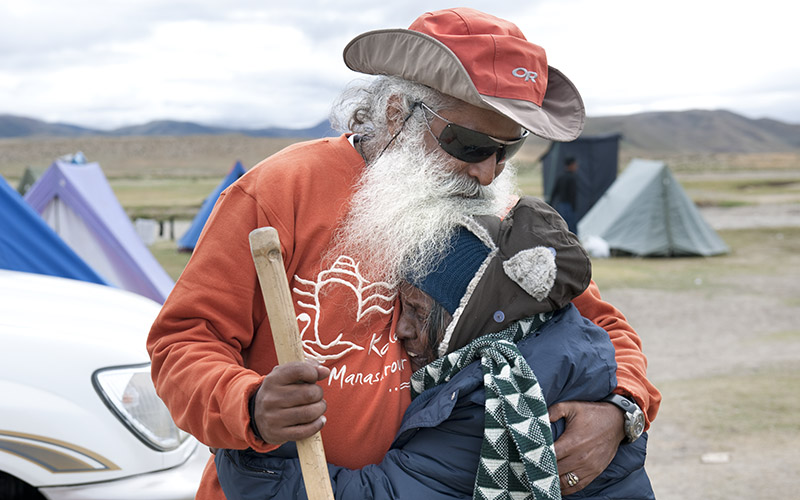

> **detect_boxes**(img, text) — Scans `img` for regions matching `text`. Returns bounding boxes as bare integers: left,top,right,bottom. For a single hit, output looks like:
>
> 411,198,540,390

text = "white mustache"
327,130,517,285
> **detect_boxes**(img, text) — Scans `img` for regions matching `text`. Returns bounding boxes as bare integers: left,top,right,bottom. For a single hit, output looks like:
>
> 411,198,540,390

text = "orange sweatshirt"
573,281,661,426
147,135,659,499
148,136,411,498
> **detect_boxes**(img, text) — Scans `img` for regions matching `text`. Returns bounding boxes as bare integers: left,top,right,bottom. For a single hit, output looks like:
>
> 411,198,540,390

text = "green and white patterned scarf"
410,312,561,500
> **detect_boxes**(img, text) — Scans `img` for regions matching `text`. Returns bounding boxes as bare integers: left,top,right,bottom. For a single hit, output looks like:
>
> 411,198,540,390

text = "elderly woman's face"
396,282,452,372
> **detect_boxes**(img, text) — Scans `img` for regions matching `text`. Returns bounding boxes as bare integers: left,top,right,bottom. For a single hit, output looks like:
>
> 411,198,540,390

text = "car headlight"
93,363,190,451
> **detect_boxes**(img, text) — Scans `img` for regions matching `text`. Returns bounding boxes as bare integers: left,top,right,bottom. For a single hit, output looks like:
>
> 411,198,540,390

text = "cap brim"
344,29,585,141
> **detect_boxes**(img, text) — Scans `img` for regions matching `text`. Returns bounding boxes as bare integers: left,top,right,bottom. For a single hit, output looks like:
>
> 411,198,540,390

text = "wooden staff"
249,227,335,500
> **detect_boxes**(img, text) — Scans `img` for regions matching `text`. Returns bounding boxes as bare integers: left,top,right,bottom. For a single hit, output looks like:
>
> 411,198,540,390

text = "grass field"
4,134,798,218
590,226,800,291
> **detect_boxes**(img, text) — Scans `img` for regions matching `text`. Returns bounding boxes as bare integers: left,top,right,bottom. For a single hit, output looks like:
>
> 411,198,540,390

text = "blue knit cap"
412,227,491,315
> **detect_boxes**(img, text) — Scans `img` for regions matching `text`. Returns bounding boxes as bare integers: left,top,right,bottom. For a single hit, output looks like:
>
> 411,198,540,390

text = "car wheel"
0,472,45,500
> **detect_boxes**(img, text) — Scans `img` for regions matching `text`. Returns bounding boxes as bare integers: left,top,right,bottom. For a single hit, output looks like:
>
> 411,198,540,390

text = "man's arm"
216,446,479,500
216,405,484,500
147,183,284,452
572,280,661,425
549,280,661,495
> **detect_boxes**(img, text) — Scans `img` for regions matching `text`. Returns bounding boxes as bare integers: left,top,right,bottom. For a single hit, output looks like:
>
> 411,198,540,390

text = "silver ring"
565,471,579,487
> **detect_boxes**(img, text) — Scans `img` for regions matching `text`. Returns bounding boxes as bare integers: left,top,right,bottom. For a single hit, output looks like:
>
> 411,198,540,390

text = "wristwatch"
602,393,645,443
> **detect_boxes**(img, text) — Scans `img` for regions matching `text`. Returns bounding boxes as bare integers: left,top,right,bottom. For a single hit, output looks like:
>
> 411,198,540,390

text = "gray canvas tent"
577,159,729,257
541,133,621,222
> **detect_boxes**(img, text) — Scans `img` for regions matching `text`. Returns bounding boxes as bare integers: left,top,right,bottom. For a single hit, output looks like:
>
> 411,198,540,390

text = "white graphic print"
293,255,397,363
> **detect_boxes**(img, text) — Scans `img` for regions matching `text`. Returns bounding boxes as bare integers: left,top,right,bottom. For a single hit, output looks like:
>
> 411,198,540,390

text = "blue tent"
24,161,174,303
0,174,109,285
178,161,246,252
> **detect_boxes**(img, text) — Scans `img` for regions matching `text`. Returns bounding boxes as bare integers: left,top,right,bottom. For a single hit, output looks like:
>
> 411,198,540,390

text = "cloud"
1,0,798,128
1,2,360,128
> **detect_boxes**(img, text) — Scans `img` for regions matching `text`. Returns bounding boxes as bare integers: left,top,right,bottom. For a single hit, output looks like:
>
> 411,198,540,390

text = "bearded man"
147,8,660,499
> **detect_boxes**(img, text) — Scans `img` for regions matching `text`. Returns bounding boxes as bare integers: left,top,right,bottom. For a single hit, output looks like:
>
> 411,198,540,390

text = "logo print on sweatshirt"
292,255,396,363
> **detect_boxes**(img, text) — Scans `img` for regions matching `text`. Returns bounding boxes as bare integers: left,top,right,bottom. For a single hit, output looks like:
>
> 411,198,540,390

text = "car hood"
0,270,202,489
0,269,161,364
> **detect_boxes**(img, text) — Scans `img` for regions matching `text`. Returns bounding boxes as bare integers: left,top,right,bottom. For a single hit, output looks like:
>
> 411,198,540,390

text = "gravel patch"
700,203,800,229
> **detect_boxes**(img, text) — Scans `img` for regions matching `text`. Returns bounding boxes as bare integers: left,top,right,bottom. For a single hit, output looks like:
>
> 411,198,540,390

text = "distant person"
147,8,661,499
550,156,579,232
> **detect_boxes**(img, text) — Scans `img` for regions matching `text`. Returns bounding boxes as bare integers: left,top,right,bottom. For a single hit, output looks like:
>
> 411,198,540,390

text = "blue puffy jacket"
216,305,654,499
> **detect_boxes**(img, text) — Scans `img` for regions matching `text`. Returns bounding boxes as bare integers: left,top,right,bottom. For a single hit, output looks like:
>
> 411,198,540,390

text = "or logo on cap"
512,67,538,83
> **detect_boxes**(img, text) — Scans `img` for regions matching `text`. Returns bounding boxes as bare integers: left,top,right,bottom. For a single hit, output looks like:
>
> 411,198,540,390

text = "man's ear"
385,95,406,135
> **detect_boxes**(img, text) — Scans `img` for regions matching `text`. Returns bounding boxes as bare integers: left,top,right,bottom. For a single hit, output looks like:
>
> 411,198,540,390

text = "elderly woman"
215,196,654,500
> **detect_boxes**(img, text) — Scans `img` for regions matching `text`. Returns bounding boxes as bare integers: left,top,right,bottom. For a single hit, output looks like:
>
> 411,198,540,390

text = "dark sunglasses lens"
438,124,526,163
499,138,526,162
437,124,501,163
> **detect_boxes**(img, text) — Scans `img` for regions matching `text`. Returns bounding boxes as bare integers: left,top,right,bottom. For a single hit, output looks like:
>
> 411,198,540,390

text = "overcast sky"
2,0,798,130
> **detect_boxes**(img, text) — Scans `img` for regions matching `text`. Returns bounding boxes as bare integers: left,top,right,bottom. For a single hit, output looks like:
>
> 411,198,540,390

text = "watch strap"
602,393,644,443
603,393,638,414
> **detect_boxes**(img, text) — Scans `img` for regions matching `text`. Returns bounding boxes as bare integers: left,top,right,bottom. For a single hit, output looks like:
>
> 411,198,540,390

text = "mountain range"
0,114,337,140
2,109,798,154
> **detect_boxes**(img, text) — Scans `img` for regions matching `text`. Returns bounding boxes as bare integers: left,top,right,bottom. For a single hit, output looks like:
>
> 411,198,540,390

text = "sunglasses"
419,102,529,164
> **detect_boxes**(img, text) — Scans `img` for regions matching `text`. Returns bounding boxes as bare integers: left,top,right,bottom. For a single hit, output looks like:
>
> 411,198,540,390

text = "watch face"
626,411,645,441
632,414,645,436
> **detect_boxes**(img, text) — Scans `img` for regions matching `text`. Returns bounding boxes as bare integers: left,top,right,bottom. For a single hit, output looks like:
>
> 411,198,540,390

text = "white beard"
329,133,518,285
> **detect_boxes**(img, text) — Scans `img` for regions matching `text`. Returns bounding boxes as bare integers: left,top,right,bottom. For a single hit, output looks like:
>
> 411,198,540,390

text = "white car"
0,269,208,500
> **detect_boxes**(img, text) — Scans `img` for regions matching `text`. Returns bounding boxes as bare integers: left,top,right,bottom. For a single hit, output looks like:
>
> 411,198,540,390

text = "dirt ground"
601,204,800,499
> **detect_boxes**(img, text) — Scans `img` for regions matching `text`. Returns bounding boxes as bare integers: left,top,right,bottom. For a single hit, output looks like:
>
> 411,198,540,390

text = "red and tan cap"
343,7,585,141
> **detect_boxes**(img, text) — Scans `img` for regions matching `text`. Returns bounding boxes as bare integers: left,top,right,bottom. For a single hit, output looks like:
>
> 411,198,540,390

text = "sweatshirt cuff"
248,391,266,442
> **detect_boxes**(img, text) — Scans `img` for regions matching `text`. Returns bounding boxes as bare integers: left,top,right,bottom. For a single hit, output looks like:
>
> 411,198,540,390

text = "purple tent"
0,174,109,285
24,161,174,303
